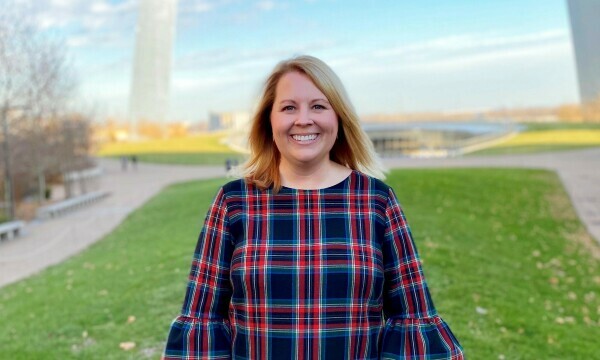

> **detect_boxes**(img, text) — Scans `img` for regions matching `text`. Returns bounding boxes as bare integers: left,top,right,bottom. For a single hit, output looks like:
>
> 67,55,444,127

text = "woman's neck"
279,160,351,190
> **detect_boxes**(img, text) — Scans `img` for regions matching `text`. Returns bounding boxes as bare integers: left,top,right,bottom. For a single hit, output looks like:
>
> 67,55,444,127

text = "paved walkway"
0,148,598,288
0,159,226,288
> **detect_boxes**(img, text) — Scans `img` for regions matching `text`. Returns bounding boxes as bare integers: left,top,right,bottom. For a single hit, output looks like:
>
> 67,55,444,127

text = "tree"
582,96,600,123
0,2,87,220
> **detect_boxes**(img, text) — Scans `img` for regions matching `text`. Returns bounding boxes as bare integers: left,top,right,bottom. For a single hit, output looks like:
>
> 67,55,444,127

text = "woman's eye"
282,105,295,111
313,104,326,110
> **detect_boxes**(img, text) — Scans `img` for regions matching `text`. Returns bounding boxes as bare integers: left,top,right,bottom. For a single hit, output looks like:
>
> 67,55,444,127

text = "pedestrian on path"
130,155,138,170
163,55,464,359
120,156,128,171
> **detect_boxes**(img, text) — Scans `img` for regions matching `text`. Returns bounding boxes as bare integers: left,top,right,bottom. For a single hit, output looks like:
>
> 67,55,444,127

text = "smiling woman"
270,71,343,187
243,55,385,193
162,55,465,359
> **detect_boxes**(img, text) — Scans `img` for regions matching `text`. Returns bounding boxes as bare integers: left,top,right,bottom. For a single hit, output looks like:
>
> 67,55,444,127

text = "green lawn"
522,122,600,131
468,144,599,156
1,169,598,359
97,132,247,165
469,122,600,155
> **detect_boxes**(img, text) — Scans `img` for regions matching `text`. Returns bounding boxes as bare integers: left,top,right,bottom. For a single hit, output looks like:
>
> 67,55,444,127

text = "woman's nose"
294,107,314,125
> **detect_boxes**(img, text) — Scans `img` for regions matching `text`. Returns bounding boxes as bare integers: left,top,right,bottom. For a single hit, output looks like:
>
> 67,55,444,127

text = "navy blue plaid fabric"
164,171,464,359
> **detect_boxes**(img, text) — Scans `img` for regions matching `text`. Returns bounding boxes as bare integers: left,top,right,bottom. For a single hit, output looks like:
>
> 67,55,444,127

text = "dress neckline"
280,170,355,192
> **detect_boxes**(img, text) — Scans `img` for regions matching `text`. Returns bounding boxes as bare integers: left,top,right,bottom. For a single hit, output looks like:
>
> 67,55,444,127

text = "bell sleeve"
380,188,464,359
163,187,234,359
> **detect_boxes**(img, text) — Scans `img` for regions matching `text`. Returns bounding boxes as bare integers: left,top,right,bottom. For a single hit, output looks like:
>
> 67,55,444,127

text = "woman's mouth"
291,134,318,143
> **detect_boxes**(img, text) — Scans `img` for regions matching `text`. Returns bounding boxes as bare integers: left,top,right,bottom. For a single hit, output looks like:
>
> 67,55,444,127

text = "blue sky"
19,0,579,122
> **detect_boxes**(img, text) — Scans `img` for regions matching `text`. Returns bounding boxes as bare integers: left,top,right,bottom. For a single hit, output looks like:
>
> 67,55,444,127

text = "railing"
36,191,110,219
0,220,25,241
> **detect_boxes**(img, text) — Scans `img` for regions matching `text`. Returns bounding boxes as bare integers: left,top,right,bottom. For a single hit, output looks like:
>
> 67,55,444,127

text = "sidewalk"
0,159,226,288
1,148,598,288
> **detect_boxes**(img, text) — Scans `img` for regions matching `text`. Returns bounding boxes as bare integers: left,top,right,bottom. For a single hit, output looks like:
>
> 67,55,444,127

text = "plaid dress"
164,171,464,359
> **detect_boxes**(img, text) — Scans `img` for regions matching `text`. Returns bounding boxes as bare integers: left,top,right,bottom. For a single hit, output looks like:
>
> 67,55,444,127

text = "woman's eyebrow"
311,98,330,103
275,98,329,104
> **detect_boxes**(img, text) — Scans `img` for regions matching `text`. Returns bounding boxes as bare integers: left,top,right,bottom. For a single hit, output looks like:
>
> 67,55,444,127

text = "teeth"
292,134,317,141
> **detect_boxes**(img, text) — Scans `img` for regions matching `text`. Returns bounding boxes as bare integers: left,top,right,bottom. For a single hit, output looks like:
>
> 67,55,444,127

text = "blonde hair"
242,55,385,192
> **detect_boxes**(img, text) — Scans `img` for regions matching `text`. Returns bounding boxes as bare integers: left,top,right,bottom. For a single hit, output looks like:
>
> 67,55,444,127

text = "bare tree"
0,2,85,219
21,35,77,203
0,4,32,218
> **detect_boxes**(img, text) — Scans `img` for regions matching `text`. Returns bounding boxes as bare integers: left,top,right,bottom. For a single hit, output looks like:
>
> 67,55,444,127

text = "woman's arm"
380,187,464,359
163,187,234,359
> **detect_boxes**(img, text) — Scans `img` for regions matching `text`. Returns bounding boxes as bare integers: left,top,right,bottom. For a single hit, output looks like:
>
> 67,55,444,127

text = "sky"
13,0,580,122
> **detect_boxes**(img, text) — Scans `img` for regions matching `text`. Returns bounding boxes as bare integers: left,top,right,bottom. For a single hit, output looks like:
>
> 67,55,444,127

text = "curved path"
0,160,226,288
0,148,599,288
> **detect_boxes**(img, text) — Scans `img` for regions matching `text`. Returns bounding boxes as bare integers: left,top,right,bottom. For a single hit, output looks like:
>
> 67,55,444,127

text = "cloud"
9,0,138,49
329,29,577,114
67,32,131,48
90,0,136,14
373,29,569,59
177,0,239,29
66,35,92,47
48,0,82,8
256,0,276,11
174,39,337,71
329,29,572,77
24,0,136,29
172,71,253,91
179,0,214,13
413,42,569,72
191,2,213,12
179,0,235,13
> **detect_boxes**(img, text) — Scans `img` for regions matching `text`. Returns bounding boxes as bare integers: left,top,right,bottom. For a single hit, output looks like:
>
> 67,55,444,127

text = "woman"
163,55,464,359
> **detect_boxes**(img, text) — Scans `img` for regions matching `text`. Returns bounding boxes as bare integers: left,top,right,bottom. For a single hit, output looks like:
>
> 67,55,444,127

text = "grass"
1,169,599,359
469,143,598,156
98,133,234,155
471,123,600,155
97,133,246,165
497,129,600,146
522,122,600,131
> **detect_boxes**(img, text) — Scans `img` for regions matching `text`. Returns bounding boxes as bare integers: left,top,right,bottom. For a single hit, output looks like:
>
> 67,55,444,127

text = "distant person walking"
120,156,128,171
130,155,138,170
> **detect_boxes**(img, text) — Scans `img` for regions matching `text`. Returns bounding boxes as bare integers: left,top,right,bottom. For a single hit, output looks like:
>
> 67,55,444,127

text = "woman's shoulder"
351,170,392,195
221,177,249,195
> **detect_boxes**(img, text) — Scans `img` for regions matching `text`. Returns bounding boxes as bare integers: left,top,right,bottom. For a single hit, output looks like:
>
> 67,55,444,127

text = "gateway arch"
129,0,178,135
567,0,600,103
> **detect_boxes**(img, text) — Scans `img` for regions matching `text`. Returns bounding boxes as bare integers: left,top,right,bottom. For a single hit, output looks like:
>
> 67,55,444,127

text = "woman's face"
270,71,338,170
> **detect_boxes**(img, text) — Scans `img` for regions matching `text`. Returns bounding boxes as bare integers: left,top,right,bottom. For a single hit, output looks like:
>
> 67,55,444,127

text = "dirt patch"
565,228,600,261
544,179,599,260
546,190,579,222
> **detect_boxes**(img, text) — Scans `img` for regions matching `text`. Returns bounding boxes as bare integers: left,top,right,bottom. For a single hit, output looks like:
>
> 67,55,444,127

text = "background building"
128,0,178,135
567,0,600,103
208,111,251,132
